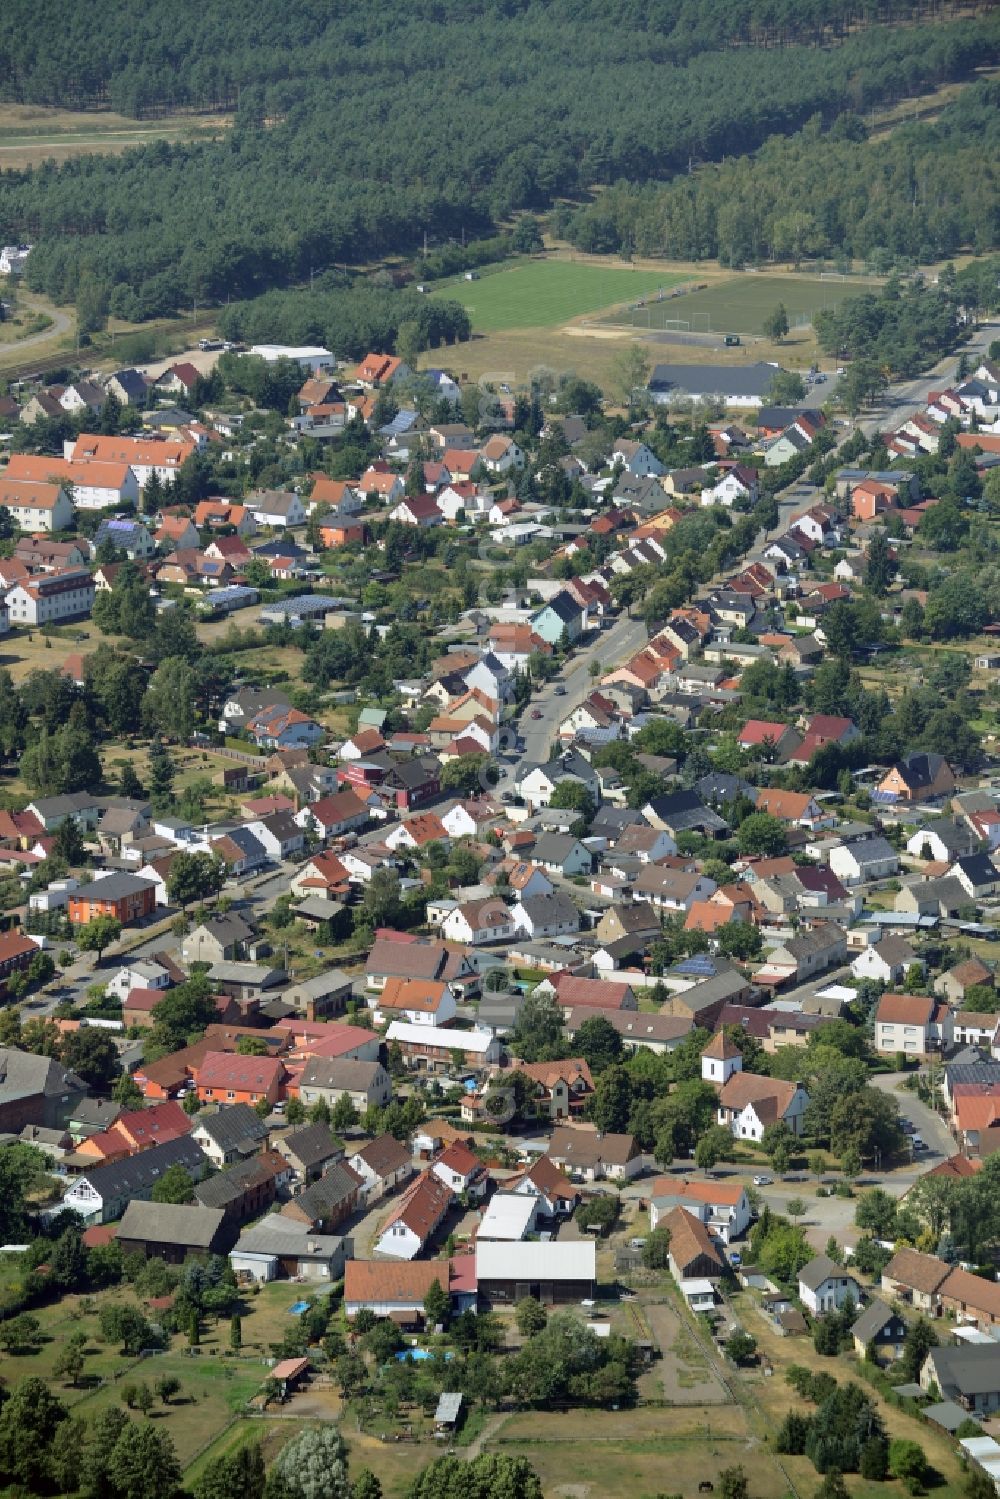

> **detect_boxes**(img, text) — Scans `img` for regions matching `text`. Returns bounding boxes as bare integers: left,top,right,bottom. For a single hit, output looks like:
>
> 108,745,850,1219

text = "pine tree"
142,471,164,517
148,736,175,809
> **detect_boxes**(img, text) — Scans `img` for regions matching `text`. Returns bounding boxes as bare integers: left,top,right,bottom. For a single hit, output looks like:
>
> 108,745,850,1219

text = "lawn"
605,272,882,336
430,259,690,332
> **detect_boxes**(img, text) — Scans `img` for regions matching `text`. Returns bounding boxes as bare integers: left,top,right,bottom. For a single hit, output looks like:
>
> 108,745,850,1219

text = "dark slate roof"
71,872,157,901
290,1161,363,1218
280,1123,343,1170
75,1136,208,1201
193,1154,279,1209
193,1104,269,1154
0,1049,88,1104
644,790,728,834
649,363,784,398
851,1299,903,1344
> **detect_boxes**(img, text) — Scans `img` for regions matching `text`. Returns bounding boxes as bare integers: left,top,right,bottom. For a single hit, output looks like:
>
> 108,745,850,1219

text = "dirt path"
462,1412,509,1459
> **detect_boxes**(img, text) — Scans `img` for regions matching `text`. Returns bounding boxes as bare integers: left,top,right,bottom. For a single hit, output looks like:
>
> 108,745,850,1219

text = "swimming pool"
395,1348,454,1362
289,1301,311,1316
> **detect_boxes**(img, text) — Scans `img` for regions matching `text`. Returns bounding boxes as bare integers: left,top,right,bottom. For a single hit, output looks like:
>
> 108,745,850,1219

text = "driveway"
870,1070,957,1162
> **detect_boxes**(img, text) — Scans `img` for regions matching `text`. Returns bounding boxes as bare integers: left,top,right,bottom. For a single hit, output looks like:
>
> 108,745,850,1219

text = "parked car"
554,685,566,696
752,1174,772,1186
530,709,543,719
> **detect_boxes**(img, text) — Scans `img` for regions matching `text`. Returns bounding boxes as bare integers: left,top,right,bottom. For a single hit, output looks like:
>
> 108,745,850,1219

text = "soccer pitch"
605,273,881,335
430,259,691,332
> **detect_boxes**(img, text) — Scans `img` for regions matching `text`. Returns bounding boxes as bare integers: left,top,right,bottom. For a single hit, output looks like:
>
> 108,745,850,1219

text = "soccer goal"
659,317,691,331
819,271,848,282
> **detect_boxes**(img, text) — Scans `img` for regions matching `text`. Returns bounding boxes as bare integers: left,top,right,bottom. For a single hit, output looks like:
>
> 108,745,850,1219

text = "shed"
269,1356,309,1398
680,1278,717,1312
434,1392,463,1432
925,1400,978,1433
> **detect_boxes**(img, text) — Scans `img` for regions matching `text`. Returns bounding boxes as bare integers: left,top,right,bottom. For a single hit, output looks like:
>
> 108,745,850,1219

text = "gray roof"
71,1136,208,1203
518,892,580,928
435,1392,463,1424
799,1254,858,1292
0,1049,87,1104
193,1104,269,1154
532,833,589,864
851,1299,904,1343
842,835,896,866
284,969,354,1002
194,1154,280,1209
27,792,98,818
232,1213,346,1260
70,1098,121,1129
71,872,157,901
279,1123,343,1170
928,1344,1000,1398
286,1161,362,1219
923,1400,976,1433
298,1057,384,1092
118,1200,225,1249
649,363,784,399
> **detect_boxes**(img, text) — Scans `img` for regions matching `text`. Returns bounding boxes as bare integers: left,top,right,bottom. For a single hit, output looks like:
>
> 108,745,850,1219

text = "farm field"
605,272,882,336
0,103,229,168
431,259,691,332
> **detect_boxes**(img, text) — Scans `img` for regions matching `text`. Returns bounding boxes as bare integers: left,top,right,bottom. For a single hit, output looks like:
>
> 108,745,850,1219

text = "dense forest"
557,78,1000,265
0,3,996,321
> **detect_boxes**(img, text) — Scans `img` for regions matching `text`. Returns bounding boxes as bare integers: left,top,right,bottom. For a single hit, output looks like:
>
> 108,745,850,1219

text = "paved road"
514,614,649,771
856,318,997,436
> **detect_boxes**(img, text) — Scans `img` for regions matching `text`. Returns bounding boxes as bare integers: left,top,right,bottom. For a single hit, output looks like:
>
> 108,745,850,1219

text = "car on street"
752,1174,772,1186
530,709,542,719
554,685,566,695
912,1135,926,1150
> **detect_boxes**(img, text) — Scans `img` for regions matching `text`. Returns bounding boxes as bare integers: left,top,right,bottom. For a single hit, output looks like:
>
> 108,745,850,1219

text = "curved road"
0,290,73,360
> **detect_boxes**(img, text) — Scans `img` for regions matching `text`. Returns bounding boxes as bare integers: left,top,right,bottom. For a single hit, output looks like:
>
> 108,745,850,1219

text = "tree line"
557,75,1000,267
0,8,994,320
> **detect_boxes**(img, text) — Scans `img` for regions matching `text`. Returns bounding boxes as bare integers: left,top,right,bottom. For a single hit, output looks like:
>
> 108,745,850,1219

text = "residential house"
229,1215,347,1283
851,1301,908,1364
507,1155,580,1218
431,1140,488,1200
716,1073,809,1141
5,568,96,628
851,937,921,986
194,1152,288,1232
531,590,585,646
938,1266,1000,1331
874,993,953,1059
373,977,458,1028
828,836,899,886
280,1160,363,1232
67,873,157,927
294,1057,392,1112
0,478,75,534
877,753,956,804
347,1133,414,1203
344,1259,451,1323
62,1136,209,1224
273,1123,343,1186
798,1255,862,1315
440,898,515,946
881,1248,951,1314
0,1049,88,1133
510,891,581,939
650,1177,751,1245
190,1104,270,1169
528,832,592,877
193,1052,286,1109
936,958,994,1006
547,1124,643,1182
921,1345,1000,1414
374,1169,454,1260
180,914,254,967
760,924,847,984
508,1058,595,1120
